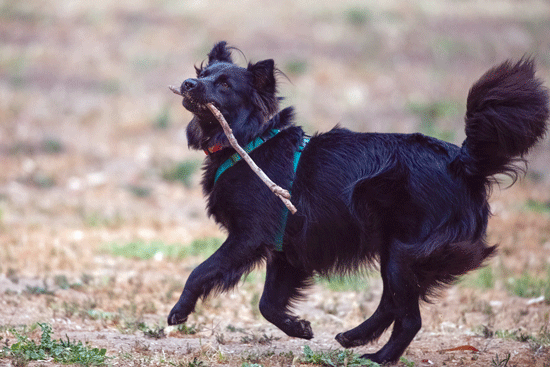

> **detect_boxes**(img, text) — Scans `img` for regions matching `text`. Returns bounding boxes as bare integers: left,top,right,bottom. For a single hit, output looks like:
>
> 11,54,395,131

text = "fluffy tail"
451,58,549,181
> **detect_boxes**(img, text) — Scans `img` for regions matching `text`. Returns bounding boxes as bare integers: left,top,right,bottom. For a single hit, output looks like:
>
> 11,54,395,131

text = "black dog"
168,41,549,364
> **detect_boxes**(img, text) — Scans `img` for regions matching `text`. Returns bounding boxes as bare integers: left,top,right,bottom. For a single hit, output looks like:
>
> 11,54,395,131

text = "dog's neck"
203,107,296,156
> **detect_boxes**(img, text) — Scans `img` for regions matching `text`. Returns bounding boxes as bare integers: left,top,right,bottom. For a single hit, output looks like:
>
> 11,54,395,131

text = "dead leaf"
440,345,479,353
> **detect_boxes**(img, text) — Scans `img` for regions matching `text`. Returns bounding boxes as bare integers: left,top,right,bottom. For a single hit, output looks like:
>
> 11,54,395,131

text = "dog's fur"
168,41,549,364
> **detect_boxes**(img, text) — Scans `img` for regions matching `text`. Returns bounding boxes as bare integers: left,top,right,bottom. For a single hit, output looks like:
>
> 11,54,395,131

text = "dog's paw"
167,304,191,326
167,311,188,326
335,332,368,348
297,319,314,339
360,352,393,365
284,318,313,339
335,332,350,348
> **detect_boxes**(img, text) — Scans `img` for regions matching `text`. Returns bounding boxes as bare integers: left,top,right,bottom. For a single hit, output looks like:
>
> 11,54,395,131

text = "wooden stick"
169,85,297,213
205,103,298,214
169,85,183,96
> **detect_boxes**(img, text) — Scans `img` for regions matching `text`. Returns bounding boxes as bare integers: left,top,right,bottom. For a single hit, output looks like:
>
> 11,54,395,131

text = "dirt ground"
1,0,550,366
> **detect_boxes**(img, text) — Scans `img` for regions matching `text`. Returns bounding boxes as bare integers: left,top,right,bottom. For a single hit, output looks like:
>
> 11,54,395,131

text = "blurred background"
0,0,550,231
1,1,550,365
1,0,549,231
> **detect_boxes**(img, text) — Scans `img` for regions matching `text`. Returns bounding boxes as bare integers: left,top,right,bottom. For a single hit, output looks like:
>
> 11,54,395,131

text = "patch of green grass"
400,356,415,367
240,333,279,345
99,78,120,95
40,138,64,154
243,350,276,365
54,275,71,289
104,237,222,261
126,184,152,198
162,160,201,187
460,266,495,289
533,325,550,348
0,2,45,23
345,7,371,26
506,269,550,302
25,283,55,296
84,309,117,322
494,329,531,343
188,237,224,257
1,53,29,89
177,324,198,335
139,323,166,339
1,323,108,366
478,324,550,350
301,345,380,366
132,55,161,71
153,106,171,129
53,275,84,290
317,274,368,292
226,324,245,333
285,59,308,76
524,199,550,214
23,172,56,189
82,210,124,228
187,358,206,367
491,353,511,367
431,36,471,63
408,100,460,141
106,241,170,260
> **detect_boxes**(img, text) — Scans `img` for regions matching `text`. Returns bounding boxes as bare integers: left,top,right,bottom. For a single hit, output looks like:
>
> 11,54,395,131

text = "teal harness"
213,129,310,251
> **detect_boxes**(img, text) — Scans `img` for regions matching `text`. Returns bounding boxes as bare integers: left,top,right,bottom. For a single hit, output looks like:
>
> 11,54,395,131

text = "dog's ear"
248,59,278,117
248,59,276,93
208,41,233,65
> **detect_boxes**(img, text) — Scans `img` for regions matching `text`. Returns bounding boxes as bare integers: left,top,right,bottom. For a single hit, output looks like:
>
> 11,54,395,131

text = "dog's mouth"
169,84,218,122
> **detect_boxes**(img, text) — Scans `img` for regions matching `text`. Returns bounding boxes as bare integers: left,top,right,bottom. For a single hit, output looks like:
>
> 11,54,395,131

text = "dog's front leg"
259,253,314,339
167,237,262,326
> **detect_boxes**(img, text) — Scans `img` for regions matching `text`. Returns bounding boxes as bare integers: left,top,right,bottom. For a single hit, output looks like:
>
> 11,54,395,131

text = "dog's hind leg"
363,247,421,364
335,280,395,348
336,245,422,364
335,250,396,348
259,253,314,339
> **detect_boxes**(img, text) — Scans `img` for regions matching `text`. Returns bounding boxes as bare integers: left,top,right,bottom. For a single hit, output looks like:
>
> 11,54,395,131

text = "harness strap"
213,130,310,252
214,129,281,183
273,136,310,251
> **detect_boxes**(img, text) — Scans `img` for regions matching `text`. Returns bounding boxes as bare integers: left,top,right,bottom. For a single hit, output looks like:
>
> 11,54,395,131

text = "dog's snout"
182,78,198,91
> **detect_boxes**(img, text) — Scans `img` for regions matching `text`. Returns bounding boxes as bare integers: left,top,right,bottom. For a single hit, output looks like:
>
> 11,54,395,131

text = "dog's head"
178,41,279,152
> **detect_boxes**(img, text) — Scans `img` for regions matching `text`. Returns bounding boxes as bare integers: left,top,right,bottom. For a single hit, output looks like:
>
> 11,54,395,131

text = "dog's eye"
219,81,230,89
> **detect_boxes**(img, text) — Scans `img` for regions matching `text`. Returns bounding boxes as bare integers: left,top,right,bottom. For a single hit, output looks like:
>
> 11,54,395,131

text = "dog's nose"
182,78,198,91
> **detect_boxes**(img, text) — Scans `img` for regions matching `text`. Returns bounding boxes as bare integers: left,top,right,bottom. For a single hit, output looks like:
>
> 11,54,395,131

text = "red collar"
204,143,224,155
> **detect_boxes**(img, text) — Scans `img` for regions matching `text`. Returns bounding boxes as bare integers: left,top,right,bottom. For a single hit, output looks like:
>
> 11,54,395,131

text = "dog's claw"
167,312,188,326
167,305,189,326
298,319,314,339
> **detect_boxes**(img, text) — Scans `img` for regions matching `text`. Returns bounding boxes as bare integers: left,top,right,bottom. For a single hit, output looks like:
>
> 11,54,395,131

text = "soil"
1,0,550,366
